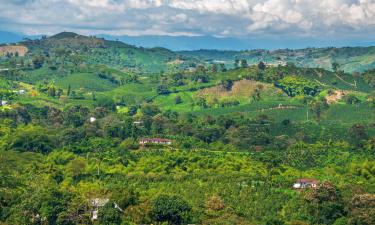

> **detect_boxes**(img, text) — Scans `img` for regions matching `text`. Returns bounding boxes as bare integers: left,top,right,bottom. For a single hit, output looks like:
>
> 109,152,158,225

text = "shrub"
152,194,191,225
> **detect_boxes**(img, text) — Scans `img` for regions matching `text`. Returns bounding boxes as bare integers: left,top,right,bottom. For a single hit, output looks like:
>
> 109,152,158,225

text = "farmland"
0,33,374,225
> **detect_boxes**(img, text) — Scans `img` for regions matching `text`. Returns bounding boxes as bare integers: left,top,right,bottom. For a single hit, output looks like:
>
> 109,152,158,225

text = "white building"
91,198,109,220
293,178,319,189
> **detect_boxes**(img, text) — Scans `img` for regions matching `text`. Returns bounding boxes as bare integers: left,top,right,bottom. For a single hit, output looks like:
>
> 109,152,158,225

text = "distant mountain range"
0,31,41,44
1,31,375,72
98,34,375,51
0,31,25,43
1,30,375,51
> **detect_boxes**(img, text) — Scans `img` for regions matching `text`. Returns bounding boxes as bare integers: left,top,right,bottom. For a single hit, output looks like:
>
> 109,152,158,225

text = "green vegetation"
0,33,374,225
179,46,375,73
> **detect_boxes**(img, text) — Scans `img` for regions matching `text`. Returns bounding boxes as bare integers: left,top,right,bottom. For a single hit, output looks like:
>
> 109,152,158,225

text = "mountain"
178,47,375,73
0,30,42,44
20,32,197,73
99,34,375,51
0,31,24,44
2,31,375,73
97,35,252,51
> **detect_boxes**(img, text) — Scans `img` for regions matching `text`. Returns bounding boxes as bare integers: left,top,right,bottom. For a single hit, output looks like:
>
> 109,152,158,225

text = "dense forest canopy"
0,33,374,225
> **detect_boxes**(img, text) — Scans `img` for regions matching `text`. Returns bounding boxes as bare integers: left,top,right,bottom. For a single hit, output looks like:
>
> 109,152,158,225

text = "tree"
47,86,56,97
175,95,182,104
67,85,71,96
98,201,122,225
220,79,234,91
211,64,218,73
332,62,340,72
219,63,227,72
252,84,264,101
94,97,116,111
56,89,63,98
258,61,266,70
304,182,344,225
157,85,170,95
32,54,45,69
206,194,225,211
7,183,70,225
344,94,361,105
0,89,15,105
152,195,191,225
348,194,375,225
234,59,240,69
240,59,248,68
276,76,320,97
112,189,139,210
7,125,54,154
348,124,368,147
65,157,87,179
141,104,160,117
309,98,329,122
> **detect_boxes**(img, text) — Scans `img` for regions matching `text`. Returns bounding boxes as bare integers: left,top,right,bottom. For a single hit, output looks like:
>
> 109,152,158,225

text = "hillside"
0,32,375,225
179,46,375,73
20,32,197,73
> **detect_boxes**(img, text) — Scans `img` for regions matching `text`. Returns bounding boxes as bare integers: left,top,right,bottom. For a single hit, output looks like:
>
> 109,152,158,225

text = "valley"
0,32,374,225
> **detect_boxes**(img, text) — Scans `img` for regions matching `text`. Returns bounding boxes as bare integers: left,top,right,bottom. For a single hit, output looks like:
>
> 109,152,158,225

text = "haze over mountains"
1,31,375,73
1,30,375,51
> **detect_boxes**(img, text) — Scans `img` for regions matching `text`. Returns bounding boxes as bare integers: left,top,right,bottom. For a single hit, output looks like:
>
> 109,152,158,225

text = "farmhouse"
139,138,172,145
293,178,319,189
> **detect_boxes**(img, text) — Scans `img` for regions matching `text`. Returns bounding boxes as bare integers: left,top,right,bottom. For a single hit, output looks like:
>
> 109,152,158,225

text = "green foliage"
152,194,191,225
3,125,54,154
0,32,374,225
277,76,320,97
32,54,45,69
95,97,116,111
98,201,123,225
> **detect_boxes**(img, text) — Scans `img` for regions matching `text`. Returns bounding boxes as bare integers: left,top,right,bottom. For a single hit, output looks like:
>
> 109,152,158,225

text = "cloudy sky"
0,0,374,48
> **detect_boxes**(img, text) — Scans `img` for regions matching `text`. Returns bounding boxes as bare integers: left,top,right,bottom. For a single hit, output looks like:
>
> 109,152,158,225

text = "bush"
7,125,54,154
98,201,122,225
152,194,191,225
276,76,320,97
95,97,116,111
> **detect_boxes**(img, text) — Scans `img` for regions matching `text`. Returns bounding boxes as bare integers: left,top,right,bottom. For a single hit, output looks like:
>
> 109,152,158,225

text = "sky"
0,0,374,49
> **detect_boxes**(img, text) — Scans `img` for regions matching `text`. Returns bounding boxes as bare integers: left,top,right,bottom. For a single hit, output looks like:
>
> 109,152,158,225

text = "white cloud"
0,0,374,39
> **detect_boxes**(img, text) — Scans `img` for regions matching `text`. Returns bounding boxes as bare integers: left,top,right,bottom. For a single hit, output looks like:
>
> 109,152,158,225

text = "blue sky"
0,0,374,49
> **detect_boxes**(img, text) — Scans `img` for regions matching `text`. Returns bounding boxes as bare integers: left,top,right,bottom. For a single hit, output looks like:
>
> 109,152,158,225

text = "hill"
179,46,375,73
0,32,375,225
20,32,197,73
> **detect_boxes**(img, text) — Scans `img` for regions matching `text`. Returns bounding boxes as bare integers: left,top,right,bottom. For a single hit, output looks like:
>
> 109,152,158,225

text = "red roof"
296,178,319,183
140,138,172,142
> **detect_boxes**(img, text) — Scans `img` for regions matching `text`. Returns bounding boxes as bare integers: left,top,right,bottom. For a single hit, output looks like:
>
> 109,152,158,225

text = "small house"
293,178,319,189
1,100,8,106
139,138,172,145
89,117,97,123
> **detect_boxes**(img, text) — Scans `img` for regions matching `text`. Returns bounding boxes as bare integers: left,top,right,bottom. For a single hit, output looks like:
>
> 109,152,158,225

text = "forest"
0,32,374,225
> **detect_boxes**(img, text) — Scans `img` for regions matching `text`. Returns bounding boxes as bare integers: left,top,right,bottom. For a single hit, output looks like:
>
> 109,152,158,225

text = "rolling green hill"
179,46,375,73
19,32,197,73
0,32,375,225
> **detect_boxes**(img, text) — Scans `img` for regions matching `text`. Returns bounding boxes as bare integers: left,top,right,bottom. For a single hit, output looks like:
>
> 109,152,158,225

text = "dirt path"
334,74,356,88
257,105,300,112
